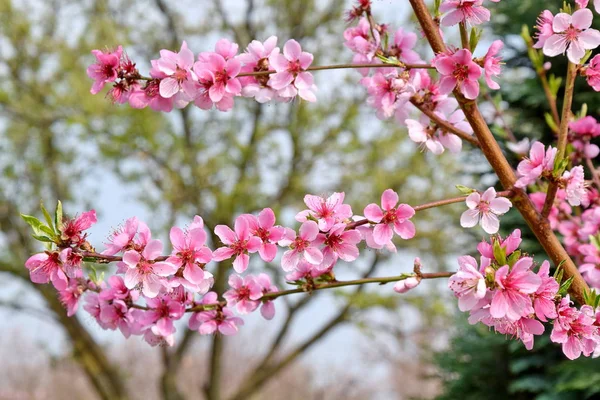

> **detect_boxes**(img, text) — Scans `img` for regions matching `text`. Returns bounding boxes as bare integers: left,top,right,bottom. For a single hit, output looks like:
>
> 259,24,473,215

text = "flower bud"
394,276,421,294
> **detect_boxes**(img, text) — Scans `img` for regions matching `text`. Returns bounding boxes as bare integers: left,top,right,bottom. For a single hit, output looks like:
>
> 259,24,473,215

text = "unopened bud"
394,276,421,294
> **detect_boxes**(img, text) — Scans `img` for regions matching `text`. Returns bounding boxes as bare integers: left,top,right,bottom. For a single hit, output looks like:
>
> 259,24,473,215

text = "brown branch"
408,0,589,304
237,62,434,77
542,61,577,218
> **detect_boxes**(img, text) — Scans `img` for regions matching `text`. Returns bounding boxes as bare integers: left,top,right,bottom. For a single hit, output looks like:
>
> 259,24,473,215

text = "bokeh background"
1,0,599,399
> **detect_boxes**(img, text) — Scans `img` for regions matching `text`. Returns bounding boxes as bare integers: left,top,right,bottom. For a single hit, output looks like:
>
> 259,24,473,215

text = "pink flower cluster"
87,38,317,112
342,11,503,156
450,230,600,359
24,190,420,346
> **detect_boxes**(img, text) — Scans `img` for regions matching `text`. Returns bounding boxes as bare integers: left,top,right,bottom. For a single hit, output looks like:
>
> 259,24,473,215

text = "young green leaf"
493,240,507,266
55,200,63,233
40,202,55,233
20,214,44,235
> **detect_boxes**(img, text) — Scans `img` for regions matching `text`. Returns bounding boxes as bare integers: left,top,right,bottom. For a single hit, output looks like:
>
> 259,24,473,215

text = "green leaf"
544,113,559,132
548,74,562,98
493,240,507,266
507,250,521,267
20,214,44,235
55,200,63,233
469,27,482,53
590,235,600,251
553,156,569,177
40,201,55,233
577,103,588,119
581,50,593,65
456,184,476,195
39,225,57,239
558,276,574,296
32,234,54,243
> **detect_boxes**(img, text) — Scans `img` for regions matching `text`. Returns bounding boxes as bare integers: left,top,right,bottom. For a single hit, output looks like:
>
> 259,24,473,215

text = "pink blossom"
482,40,503,90
84,293,111,330
497,316,545,350
285,260,328,281
532,261,559,322
514,141,557,188
449,255,487,311
122,239,177,298
405,98,472,154
439,0,491,27
477,229,522,268
533,11,555,49
585,54,600,91
580,244,600,288
576,0,590,8
280,221,323,271
506,138,531,156
562,166,587,206
128,78,175,112
390,28,422,64
551,297,598,359
60,210,97,246
296,192,353,232
433,49,482,100
242,208,285,263
99,299,135,337
268,39,316,102
59,248,83,279
569,116,600,158
361,69,413,119
58,280,85,316
99,275,138,302
213,216,262,273
138,295,185,337
356,224,397,252
317,223,362,265
223,274,262,314
543,9,600,64
343,18,381,69
406,118,445,155
394,276,421,293
490,257,542,321
103,216,152,256
166,217,213,292
364,189,416,245
144,329,175,347
156,41,195,98
186,39,242,111
25,251,68,290
254,273,278,320
87,46,123,94
460,187,512,234
238,36,280,102
189,292,244,335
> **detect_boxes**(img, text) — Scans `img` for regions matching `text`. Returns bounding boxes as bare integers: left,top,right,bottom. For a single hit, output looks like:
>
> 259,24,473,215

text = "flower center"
453,64,469,82
288,60,303,75
381,208,398,224
290,237,309,252
565,26,581,42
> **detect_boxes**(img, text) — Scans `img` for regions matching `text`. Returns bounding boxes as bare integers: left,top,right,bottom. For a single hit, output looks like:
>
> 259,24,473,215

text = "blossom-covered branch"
22,0,600,363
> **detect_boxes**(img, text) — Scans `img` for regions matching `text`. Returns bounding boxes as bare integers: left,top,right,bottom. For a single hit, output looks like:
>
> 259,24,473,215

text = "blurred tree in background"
434,1,600,399
0,0,469,399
